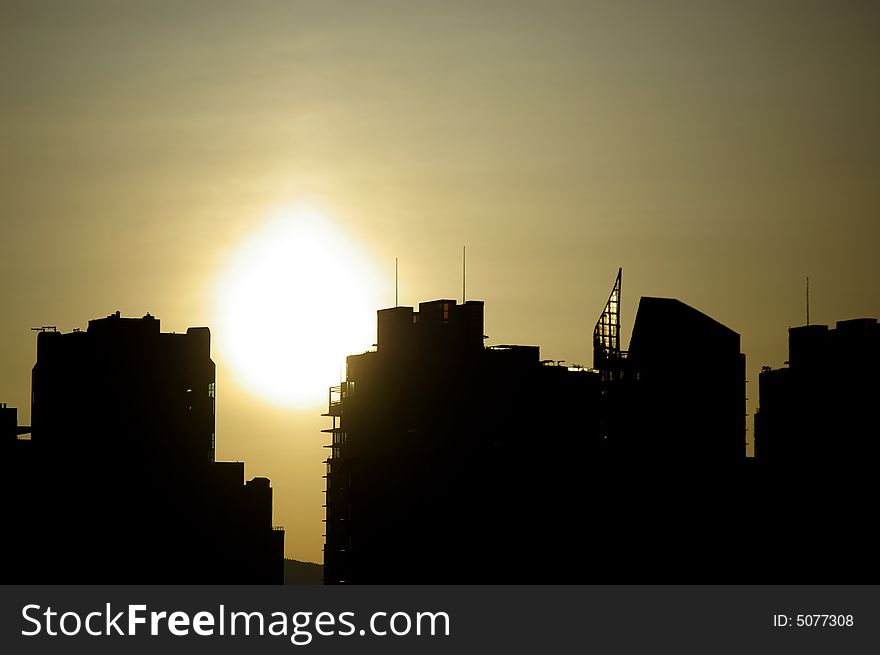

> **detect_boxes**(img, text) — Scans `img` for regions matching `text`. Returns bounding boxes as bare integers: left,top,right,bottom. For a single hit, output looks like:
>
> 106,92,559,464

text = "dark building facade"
2,312,284,584
750,317,879,580
323,300,603,583
755,318,879,466
1,402,30,443
323,275,750,583
624,297,747,465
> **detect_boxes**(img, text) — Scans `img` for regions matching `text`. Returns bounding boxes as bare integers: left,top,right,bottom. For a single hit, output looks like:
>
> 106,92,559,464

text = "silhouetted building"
749,317,880,580
1,403,17,443
2,312,284,584
323,276,749,583
625,297,746,464
755,318,879,465
0,402,30,461
587,278,749,581
323,300,602,583
1,402,29,440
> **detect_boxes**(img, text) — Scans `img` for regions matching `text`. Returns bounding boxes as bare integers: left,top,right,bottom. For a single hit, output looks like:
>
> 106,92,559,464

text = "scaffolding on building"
593,268,628,382
321,382,353,583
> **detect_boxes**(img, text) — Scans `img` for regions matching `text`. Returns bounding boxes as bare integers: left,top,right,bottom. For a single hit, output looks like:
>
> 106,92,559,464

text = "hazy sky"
2,0,878,562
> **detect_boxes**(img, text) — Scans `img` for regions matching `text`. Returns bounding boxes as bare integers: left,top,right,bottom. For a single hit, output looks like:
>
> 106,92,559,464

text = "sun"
215,207,383,408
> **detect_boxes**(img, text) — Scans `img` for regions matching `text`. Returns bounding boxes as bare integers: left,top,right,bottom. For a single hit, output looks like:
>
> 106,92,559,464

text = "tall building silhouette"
323,300,603,583
749,317,879,580
323,275,749,583
624,296,746,464
2,312,284,584
755,318,879,465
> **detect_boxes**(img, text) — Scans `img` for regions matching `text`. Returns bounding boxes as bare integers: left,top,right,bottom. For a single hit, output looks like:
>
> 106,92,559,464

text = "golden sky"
2,0,878,562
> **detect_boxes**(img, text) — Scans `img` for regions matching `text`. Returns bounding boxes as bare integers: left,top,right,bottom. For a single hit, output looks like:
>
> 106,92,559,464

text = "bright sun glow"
215,207,383,408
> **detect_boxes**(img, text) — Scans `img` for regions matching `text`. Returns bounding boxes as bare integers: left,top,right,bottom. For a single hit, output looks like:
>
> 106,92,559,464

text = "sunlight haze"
2,0,878,563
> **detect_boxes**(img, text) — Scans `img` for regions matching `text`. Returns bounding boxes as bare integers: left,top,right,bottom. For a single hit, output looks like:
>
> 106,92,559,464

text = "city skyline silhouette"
3,1,879,567
320,274,877,583
3,270,878,582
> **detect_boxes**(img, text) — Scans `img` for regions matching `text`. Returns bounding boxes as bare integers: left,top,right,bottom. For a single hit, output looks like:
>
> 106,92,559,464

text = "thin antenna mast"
806,276,810,326
395,258,399,308
462,245,466,303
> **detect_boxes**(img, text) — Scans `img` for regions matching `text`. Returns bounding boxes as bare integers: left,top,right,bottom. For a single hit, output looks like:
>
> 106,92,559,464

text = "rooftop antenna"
806,276,810,326
395,258,399,308
462,245,466,304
